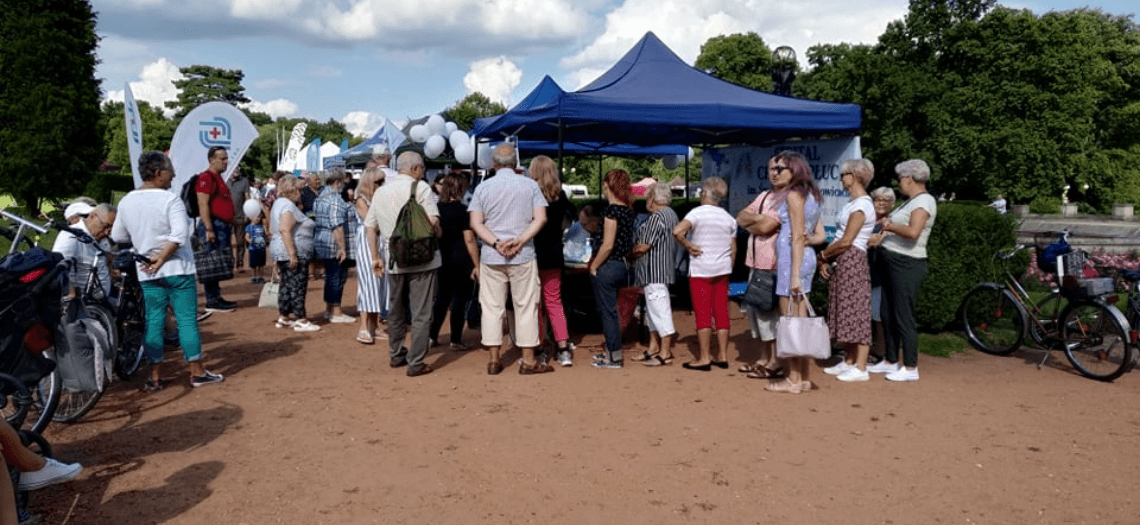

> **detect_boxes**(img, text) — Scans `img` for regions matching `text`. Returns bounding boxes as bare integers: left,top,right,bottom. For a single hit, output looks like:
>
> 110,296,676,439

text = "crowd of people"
48,143,938,390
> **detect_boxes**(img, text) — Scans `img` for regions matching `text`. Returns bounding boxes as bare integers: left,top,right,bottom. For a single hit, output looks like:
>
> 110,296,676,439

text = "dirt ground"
26,275,1140,524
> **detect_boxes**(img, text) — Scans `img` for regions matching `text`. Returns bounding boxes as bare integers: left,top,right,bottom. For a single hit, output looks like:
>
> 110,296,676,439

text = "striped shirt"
635,207,678,286
313,187,357,260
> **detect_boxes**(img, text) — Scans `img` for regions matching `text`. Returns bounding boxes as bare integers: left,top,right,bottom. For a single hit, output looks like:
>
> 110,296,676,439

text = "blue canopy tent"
323,119,407,169
472,32,862,146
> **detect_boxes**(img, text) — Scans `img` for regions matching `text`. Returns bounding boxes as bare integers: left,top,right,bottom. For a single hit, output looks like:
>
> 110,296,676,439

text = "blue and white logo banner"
124,83,145,187
169,102,258,192
702,137,862,237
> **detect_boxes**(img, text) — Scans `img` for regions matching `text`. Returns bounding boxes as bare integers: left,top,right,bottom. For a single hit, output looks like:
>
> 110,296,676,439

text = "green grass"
918,331,972,357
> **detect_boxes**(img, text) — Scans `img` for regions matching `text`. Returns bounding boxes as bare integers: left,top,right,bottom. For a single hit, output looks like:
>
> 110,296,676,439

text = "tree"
798,0,1140,211
694,32,775,91
166,65,251,121
101,99,175,174
442,93,507,130
0,0,104,210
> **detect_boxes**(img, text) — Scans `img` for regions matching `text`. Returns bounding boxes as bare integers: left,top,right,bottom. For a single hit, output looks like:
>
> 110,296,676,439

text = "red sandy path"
27,276,1140,524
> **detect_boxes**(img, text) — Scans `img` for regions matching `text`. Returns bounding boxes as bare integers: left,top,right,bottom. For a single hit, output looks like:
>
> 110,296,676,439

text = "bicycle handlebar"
1,211,49,235
997,244,1028,260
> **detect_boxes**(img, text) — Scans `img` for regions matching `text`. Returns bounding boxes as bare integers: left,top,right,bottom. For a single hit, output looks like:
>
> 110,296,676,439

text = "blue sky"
93,0,1138,137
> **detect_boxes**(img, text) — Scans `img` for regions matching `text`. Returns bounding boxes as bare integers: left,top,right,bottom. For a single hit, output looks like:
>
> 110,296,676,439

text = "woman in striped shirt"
630,182,679,366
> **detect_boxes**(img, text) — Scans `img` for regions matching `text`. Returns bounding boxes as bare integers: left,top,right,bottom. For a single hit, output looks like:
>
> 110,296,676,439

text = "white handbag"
775,295,830,360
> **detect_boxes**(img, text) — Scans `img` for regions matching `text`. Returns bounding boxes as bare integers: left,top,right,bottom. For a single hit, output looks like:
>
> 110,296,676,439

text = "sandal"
764,379,803,395
746,366,785,379
642,354,673,367
356,330,374,345
738,363,760,373
143,379,168,392
487,361,504,375
630,351,655,362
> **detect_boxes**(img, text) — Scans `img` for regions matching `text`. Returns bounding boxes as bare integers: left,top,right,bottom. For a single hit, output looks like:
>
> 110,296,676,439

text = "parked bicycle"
0,211,66,434
49,221,150,422
959,231,1135,382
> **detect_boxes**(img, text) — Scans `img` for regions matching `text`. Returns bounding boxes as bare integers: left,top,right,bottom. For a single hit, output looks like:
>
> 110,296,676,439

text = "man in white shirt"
468,144,549,375
53,203,116,298
364,151,441,377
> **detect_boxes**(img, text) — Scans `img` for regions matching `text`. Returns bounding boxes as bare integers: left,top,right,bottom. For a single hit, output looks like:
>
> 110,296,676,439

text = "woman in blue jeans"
314,168,356,323
589,169,637,369
110,151,225,391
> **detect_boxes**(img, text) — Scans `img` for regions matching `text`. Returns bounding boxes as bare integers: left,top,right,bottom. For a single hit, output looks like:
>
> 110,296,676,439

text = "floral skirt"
827,249,872,345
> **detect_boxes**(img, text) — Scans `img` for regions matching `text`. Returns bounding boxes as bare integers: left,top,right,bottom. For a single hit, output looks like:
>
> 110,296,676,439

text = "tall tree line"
795,0,1140,213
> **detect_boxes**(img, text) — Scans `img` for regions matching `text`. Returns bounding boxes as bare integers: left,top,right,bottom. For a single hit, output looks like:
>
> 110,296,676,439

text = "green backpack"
388,181,438,269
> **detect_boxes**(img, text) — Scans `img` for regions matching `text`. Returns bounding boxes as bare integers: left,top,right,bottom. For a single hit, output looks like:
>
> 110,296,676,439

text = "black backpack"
180,174,201,218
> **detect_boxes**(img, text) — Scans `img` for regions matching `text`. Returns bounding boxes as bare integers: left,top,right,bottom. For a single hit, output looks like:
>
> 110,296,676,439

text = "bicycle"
958,231,1135,382
0,211,63,434
48,221,150,423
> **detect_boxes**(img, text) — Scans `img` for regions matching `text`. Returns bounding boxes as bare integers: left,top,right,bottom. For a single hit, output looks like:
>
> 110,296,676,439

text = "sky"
94,0,1138,138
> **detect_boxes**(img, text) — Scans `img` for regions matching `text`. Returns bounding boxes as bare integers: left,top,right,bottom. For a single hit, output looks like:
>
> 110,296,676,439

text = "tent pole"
685,152,691,202
557,119,564,182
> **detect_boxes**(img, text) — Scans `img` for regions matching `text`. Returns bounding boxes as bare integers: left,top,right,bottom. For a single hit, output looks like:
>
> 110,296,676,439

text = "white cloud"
341,111,386,138
463,56,522,106
244,98,300,118
98,0,588,55
560,0,905,89
104,57,184,115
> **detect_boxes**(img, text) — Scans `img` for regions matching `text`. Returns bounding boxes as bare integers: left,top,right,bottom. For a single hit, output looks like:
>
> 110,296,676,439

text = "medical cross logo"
198,116,233,149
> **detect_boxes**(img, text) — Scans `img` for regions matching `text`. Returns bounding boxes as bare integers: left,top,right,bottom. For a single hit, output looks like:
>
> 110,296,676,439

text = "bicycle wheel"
1027,292,1065,346
53,304,115,423
1060,301,1134,382
960,285,1026,355
1,366,61,435
114,279,147,380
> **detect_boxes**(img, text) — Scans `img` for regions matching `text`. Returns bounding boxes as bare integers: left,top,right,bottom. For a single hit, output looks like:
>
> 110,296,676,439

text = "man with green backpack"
364,151,441,377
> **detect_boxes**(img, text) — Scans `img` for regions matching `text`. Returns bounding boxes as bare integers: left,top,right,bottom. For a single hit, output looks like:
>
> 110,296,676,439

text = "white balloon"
477,144,494,170
662,155,681,170
426,114,447,136
424,134,446,159
449,130,469,150
409,124,429,143
445,122,458,135
455,144,475,165
687,147,695,160
242,199,262,220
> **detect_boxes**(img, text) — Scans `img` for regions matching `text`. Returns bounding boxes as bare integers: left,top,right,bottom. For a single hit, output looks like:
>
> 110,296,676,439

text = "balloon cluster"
407,114,497,169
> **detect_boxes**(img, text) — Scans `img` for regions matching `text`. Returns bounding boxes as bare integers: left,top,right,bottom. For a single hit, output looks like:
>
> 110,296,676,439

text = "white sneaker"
329,314,356,324
18,458,82,491
866,360,900,374
274,317,295,328
292,319,321,332
885,367,920,382
836,368,870,382
823,361,854,376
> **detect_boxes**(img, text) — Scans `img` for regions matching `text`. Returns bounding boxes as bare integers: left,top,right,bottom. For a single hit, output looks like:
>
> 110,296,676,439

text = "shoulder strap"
408,180,419,202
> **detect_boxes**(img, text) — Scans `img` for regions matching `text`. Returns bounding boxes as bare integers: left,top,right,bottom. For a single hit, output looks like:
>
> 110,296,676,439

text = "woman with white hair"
867,186,896,359
819,158,876,382
352,167,388,344
866,159,937,382
630,182,679,366
674,177,737,371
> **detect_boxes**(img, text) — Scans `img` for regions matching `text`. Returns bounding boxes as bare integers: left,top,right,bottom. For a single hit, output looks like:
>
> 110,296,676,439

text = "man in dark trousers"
196,146,237,312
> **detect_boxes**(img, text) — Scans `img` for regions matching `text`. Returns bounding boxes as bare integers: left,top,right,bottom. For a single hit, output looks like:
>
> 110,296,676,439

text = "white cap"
64,202,94,220
371,145,390,157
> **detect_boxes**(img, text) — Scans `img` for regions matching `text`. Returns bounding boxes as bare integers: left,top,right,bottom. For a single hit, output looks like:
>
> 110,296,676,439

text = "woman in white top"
866,159,938,382
819,159,877,382
110,151,224,391
673,177,737,371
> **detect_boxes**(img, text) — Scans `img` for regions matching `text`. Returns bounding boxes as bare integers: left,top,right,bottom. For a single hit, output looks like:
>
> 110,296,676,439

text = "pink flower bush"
1022,248,1140,285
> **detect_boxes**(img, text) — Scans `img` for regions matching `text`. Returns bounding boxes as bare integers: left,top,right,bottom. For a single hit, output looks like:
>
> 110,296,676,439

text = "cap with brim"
64,202,94,220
